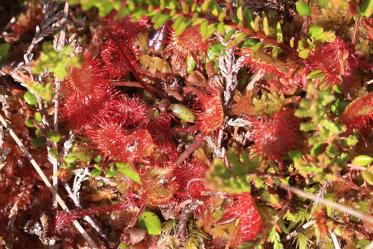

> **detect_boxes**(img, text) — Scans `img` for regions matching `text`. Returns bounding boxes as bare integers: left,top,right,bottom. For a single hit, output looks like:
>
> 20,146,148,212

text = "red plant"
340,92,373,132
242,48,286,77
306,39,360,85
100,15,148,79
141,166,178,206
185,87,224,135
173,160,209,199
85,122,155,163
167,25,209,60
220,193,263,244
242,49,306,94
60,52,113,130
100,94,150,129
53,202,130,235
247,109,300,162
146,112,179,162
100,39,133,79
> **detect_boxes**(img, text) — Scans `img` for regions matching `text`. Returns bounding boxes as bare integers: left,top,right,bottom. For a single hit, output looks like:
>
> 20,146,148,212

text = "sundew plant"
0,0,372,248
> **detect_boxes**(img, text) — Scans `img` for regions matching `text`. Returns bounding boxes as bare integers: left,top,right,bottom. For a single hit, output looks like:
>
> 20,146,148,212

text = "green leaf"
298,48,310,59
208,150,259,194
31,136,46,148
360,0,373,17
276,22,283,43
91,166,102,177
34,112,42,122
200,20,209,39
207,43,225,61
105,164,118,178
262,15,270,36
201,0,210,12
153,13,170,29
172,15,192,36
268,227,284,249
236,6,244,22
296,0,311,16
241,38,260,48
352,155,373,167
346,134,359,146
186,54,197,74
138,211,162,235
171,104,195,123
47,131,61,143
33,42,80,80
0,43,10,63
26,82,54,102
115,162,140,183
320,119,341,134
308,25,324,38
362,169,373,185
24,91,37,106
306,70,325,80
296,232,311,249
25,119,34,128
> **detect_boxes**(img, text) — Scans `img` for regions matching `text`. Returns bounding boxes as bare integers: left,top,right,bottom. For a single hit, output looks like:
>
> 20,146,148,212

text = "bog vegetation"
0,0,372,248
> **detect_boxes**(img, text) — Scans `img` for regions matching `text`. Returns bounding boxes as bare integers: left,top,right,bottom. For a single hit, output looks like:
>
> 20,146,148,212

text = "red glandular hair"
185,87,224,135
242,49,306,94
248,109,300,162
146,112,179,162
100,16,148,79
141,166,178,206
340,92,373,132
167,25,209,59
173,160,209,199
306,39,360,85
52,202,130,236
220,193,263,244
60,52,112,130
99,94,150,129
85,122,155,163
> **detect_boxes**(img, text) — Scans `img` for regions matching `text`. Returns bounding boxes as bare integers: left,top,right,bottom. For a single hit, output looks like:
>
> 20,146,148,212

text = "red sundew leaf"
221,193,263,244
173,160,209,199
100,16,149,79
100,39,132,79
103,15,149,43
242,48,286,78
60,92,109,131
60,52,114,130
248,109,301,162
141,166,178,206
167,25,209,59
241,48,307,94
306,39,360,85
340,92,373,132
53,202,130,235
86,122,155,163
100,94,150,129
185,87,224,135
62,52,109,98
146,112,179,162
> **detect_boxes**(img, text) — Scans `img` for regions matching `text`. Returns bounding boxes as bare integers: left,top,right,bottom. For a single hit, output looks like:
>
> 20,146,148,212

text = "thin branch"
0,113,98,249
276,182,373,225
285,220,315,241
175,136,205,166
329,231,341,249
